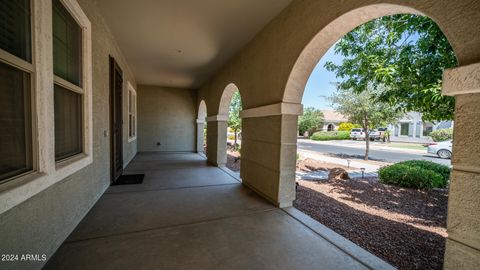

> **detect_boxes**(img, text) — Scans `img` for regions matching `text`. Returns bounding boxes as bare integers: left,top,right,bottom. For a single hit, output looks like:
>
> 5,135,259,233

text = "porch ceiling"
96,0,293,88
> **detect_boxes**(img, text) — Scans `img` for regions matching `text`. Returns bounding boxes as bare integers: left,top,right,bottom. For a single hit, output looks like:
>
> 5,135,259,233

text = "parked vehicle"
369,129,381,141
350,128,365,140
427,140,452,159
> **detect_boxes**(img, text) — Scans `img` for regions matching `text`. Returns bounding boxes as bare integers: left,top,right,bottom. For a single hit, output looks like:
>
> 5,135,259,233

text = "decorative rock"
328,168,350,180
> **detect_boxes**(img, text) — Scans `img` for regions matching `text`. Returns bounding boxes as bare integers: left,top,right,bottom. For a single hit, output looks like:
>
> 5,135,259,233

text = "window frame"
127,81,137,142
0,0,92,215
51,0,93,171
0,0,37,183
53,0,90,164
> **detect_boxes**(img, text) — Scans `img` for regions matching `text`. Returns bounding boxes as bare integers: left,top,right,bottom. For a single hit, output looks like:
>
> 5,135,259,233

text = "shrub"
338,122,361,131
429,128,453,142
378,160,450,189
310,131,350,141
398,160,450,183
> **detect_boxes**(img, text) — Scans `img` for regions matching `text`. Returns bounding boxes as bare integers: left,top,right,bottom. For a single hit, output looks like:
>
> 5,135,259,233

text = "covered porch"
0,0,479,269
45,152,391,269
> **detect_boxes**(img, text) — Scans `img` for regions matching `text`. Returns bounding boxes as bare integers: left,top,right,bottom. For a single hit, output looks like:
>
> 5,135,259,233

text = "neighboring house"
325,109,453,142
388,112,453,143
321,109,348,131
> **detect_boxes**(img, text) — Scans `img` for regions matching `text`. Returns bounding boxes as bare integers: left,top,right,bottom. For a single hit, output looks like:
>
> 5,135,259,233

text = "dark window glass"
0,0,31,62
53,0,82,86
54,84,82,161
0,61,32,181
400,123,410,136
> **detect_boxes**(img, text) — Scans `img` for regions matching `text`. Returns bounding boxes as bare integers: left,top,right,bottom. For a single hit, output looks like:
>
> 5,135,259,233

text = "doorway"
110,56,123,182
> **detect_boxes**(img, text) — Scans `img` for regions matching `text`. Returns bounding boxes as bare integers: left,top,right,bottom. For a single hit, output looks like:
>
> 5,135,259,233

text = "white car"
350,128,365,140
427,140,452,159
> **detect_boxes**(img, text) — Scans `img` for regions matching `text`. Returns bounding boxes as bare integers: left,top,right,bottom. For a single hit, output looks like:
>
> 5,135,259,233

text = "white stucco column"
196,119,205,153
206,115,228,166
240,102,303,207
442,62,480,268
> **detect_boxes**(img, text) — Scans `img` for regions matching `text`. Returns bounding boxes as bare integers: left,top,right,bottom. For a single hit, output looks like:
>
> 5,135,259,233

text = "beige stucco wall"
198,0,480,267
137,85,197,152
0,1,137,269
198,0,480,115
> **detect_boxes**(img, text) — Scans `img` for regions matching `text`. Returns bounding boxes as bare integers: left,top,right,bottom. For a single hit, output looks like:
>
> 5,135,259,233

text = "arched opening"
290,8,456,269
196,100,207,154
218,83,242,173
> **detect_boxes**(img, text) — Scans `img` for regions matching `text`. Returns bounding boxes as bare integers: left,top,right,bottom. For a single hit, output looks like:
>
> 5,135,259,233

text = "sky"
301,44,344,110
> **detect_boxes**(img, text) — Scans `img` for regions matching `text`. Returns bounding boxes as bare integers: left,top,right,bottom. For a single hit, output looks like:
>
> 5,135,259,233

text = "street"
298,139,451,166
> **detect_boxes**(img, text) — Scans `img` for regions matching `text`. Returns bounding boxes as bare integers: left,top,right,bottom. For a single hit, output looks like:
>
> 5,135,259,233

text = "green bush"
378,160,450,189
398,160,450,182
429,128,453,142
310,131,350,141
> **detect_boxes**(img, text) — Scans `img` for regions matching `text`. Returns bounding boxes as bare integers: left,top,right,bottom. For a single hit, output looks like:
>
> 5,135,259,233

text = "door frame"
109,56,123,182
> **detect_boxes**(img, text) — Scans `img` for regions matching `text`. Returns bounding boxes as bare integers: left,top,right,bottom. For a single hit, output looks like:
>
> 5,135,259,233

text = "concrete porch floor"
45,152,393,270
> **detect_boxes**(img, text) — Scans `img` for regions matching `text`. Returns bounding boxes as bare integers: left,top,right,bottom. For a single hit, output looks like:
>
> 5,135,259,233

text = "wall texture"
197,0,480,267
137,85,196,152
0,0,137,269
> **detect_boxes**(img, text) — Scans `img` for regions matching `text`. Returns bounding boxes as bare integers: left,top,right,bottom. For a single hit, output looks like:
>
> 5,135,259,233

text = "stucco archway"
218,83,240,116
196,100,207,153
327,124,334,131
206,83,242,167
198,100,207,121
279,5,480,268
283,4,456,105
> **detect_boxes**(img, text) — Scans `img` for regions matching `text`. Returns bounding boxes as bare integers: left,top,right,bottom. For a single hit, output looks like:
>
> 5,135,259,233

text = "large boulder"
328,168,350,180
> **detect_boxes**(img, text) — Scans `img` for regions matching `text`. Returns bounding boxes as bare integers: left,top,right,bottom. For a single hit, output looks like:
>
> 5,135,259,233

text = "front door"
110,56,123,182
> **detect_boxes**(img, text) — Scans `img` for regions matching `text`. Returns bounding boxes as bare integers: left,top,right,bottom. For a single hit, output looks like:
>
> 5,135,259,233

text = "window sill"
0,154,92,215
128,136,137,143
55,153,92,181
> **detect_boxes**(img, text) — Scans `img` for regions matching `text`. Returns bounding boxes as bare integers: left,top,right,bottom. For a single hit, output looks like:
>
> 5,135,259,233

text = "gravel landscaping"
226,151,241,171
294,178,448,270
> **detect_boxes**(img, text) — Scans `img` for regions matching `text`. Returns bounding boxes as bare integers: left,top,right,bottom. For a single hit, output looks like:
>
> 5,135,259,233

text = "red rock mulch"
226,151,241,171
294,178,448,270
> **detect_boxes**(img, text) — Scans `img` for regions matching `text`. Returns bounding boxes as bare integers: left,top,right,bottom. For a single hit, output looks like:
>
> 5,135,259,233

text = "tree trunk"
234,130,237,145
364,116,369,161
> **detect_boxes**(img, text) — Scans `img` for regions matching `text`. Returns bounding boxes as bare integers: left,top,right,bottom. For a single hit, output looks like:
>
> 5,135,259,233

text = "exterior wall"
0,1,137,269
197,0,480,267
137,85,196,152
445,93,480,268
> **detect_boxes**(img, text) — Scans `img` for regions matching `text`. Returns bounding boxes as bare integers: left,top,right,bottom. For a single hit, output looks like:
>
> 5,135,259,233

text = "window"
0,0,33,182
128,82,137,141
53,0,83,161
400,123,410,136
0,0,92,213
423,122,434,137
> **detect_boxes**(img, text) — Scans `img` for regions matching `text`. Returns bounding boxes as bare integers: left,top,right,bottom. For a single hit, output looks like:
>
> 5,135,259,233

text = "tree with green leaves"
228,91,242,145
298,107,324,136
329,86,404,160
325,14,457,121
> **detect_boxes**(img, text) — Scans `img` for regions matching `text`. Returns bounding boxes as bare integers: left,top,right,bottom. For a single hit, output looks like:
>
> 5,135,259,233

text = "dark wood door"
110,56,123,182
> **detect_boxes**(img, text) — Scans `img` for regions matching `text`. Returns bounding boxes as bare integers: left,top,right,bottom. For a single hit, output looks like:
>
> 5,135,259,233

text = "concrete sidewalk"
45,152,393,270
297,150,382,180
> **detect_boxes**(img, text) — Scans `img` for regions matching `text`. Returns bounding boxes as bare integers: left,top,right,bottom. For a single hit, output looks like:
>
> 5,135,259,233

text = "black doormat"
111,174,144,185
